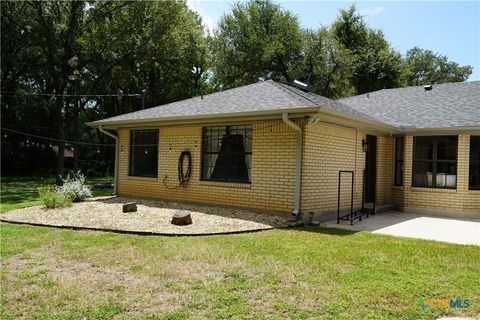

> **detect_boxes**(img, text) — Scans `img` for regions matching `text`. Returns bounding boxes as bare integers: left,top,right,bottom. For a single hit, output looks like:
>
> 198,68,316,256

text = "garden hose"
162,150,191,189
178,151,191,188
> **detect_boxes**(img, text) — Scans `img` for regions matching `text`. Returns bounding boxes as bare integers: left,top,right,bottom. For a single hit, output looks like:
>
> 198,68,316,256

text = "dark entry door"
364,135,377,204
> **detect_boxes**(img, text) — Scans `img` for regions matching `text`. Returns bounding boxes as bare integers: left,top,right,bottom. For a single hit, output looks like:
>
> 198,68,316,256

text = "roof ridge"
338,80,480,129
339,80,480,101
271,80,391,124
98,81,272,120
378,80,479,92
268,81,318,106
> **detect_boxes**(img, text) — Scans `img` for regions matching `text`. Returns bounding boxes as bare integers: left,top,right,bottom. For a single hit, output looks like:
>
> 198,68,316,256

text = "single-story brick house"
89,80,480,220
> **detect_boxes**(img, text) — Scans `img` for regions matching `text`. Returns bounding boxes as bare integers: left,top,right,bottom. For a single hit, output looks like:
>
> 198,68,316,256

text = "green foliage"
0,1,474,178
404,46,473,86
0,176,113,213
331,5,369,53
56,171,92,202
297,28,355,98
211,0,303,88
37,187,72,209
1,0,210,176
82,1,210,109
210,2,471,99
331,5,404,94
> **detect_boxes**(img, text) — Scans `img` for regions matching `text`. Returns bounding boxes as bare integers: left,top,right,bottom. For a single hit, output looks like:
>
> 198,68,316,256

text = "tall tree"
297,28,355,99
1,0,208,177
331,5,403,94
29,0,86,184
82,1,208,117
211,0,303,88
1,2,54,175
404,47,473,86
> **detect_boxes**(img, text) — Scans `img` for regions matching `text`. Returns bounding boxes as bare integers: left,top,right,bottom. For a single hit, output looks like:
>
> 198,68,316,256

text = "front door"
364,135,377,204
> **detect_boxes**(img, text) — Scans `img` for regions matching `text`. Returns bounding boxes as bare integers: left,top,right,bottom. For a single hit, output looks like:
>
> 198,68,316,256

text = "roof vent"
424,84,433,91
292,79,311,92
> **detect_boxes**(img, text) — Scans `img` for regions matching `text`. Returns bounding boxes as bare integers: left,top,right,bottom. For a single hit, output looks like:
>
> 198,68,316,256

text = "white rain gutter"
99,125,118,195
282,112,302,217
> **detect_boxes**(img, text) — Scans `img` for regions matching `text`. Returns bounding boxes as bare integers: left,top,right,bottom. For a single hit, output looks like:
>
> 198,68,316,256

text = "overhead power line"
0,91,142,98
1,121,292,148
1,127,115,146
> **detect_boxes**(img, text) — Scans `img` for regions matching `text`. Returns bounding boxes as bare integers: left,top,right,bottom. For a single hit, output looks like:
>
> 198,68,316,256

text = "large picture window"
469,136,480,190
412,136,458,188
129,129,158,177
394,136,404,186
202,125,252,183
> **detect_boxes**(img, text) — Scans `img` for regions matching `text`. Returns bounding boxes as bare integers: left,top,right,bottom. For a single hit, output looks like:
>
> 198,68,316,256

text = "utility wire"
1,121,292,148
1,127,115,146
0,91,142,97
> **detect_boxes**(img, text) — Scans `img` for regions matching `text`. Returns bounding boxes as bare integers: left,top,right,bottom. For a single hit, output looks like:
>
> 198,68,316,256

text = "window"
202,125,252,183
469,136,480,190
129,130,158,177
412,136,458,188
394,136,404,186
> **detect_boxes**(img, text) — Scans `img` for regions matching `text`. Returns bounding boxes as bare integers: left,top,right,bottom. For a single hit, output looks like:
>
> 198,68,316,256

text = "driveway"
323,211,480,245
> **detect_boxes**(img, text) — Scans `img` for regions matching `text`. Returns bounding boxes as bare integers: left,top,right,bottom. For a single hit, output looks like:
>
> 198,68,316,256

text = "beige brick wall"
300,122,367,216
117,121,298,213
115,120,479,216
392,134,480,214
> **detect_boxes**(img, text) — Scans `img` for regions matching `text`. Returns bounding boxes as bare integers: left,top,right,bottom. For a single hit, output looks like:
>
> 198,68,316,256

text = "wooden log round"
171,210,192,225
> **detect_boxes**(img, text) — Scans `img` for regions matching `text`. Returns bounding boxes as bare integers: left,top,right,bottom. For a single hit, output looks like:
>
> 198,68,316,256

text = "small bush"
38,187,72,209
56,171,92,202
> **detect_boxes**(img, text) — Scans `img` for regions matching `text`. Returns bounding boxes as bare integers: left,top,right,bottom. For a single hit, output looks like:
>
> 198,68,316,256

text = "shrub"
38,187,72,209
56,171,92,202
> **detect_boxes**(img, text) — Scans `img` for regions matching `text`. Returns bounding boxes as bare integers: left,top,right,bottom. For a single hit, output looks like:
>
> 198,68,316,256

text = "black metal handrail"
337,169,373,224
337,170,354,224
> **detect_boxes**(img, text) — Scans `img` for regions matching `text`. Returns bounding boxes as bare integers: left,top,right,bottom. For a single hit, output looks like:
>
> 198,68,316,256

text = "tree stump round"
171,210,192,225
123,202,137,213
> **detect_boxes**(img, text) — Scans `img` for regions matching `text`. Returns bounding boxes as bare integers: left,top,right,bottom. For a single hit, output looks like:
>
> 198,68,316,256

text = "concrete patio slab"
323,211,480,246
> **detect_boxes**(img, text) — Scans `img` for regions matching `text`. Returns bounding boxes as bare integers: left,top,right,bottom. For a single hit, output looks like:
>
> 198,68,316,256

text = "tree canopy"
1,0,474,177
211,0,303,88
404,46,473,86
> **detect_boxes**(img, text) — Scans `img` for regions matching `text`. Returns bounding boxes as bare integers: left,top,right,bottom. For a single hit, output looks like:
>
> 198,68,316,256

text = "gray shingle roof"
339,81,480,129
91,80,378,126
91,80,480,130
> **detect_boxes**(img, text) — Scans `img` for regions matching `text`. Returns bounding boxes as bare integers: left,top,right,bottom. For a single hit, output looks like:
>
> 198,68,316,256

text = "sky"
187,0,480,81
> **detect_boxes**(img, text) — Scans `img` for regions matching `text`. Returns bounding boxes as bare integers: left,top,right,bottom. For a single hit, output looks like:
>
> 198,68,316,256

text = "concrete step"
364,203,396,214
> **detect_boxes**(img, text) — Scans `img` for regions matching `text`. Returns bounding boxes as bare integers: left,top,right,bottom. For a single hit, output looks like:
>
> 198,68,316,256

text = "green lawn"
1,178,479,319
0,175,113,213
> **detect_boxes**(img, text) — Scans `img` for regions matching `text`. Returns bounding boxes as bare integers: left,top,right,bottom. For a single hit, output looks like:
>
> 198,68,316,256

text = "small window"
129,130,158,177
469,136,480,190
412,136,458,188
202,125,252,183
394,136,404,186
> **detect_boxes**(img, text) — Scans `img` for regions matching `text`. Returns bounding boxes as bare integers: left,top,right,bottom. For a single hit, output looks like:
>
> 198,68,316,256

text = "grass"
1,177,479,319
1,226,479,319
0,175,113,213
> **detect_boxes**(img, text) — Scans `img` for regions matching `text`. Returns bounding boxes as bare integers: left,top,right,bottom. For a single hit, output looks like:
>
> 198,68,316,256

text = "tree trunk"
56,122,65,185
55,96,65,186
73,99,79,170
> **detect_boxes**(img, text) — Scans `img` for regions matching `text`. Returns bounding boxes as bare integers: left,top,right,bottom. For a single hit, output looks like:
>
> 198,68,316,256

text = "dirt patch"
1,246,229,318
1,196,289,235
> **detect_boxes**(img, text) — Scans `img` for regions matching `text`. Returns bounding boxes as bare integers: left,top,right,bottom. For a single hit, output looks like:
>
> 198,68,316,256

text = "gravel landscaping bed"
0,197,289,235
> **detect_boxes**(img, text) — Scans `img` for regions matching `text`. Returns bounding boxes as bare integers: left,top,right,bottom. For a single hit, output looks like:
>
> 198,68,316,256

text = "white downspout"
282,113,302,217
99,125,118,195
